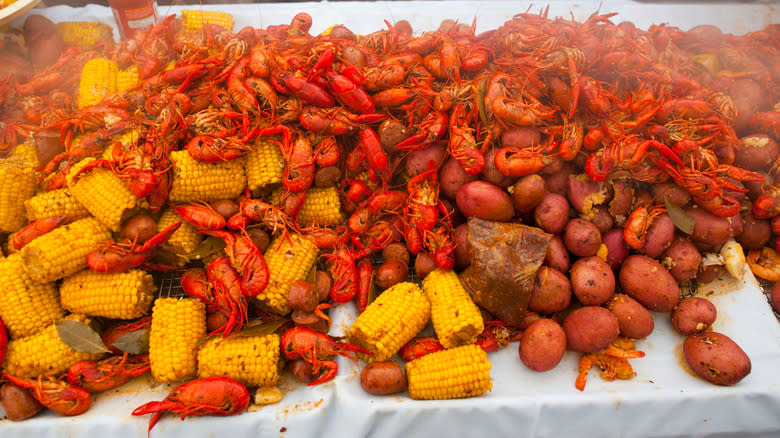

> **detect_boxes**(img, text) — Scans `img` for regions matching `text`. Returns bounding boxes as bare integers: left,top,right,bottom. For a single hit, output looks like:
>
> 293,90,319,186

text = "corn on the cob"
20,216,112,283
0,143,39,233
168,150,246,203
149,298,206,382
296,187,344,227
197,334,281,387
77,58,119,108
422,269,484,349
258,233,319,315
24,188,89,222
116,65,140,93
56,22,114,49
405,344,492,400
60,269,155,319
245,138,284,191
158,208,202,265
66,158,140,232
2,314,105,378
347,282,431,362
181,9,235,33
0,253,63,339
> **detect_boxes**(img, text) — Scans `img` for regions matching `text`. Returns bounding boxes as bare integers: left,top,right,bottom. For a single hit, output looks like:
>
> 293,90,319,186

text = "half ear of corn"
0,143,40,233
168,150,247,202
60,269,155,319
20,216,112,283
24,188,89,222
149,298,206,383
245,138,284,191
77,58,119,108
67,157,140,232
158,208,202,265
296,187,344,227
347,282,431,362
405,344,492,400
181,9,235,33
2,314,105,378
422,269,484,349
0,253,63,339
258,233,319,315
197,334,281,387
116,65,140,93
56,22,114,49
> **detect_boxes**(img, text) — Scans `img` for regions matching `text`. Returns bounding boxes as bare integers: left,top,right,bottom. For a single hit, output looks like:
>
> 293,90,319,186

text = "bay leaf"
665,199,695,235
111,329,150,355
181,236,226,260
56,320,111,354
236,319,289,337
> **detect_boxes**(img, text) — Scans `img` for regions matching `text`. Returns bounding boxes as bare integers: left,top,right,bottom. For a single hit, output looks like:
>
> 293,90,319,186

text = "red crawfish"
357,127,391,183
324,244,359,303
355,258,374,312
623,205,666,250
67,353,151,393
207,256,249,337
180,267,214,304
403,167,440,255
584,137,684,182
201,229,269,297
395,111,448,150
12,214,79,250
132,377,250,435
575,338,645,391
281,133,315,193
493,145,553,177
2,372,91,416
174,202,227,230
399,337,444,361
101,317,152,354
281,327,370,385
298,106,386,136
86,222,181,273
448,103,485,175
322,68,376,114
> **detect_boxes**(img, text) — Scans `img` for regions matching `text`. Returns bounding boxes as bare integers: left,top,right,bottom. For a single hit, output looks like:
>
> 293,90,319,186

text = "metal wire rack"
757,278,780,320
155,268,189,299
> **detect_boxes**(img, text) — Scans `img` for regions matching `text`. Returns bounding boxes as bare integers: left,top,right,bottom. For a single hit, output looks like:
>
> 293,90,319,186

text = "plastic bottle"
108,0,159,39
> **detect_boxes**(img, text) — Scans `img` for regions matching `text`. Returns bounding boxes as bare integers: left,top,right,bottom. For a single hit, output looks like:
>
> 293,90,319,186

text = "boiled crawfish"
281,327,370,385
2,372,91,416
86,222,181,273
66,353,151,393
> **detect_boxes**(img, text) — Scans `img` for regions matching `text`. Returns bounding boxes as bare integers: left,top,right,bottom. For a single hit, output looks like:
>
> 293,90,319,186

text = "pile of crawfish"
1,6,780,422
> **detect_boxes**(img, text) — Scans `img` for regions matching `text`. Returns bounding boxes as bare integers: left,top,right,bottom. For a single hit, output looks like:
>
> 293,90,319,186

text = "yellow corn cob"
259,233,319,315
56,22,114,49
0,143,39,233
168,150,247,203
66,157,140,232
347,282,431,362
296,187,344,227
60,269,155,319
181,9,235,33
116,65,140,93
78,58,119,108
158,208,202,264
245,138,284,191
4,230,18,255
197,334,281,387
2,314,105,378
20,216,112,283
0,253,63,339
149,298,206,382
421,269,484,349
24,188,89,222
405,344,492,400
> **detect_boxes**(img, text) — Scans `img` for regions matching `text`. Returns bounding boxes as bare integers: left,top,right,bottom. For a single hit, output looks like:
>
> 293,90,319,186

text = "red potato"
685,207,740,247
378,119,409,152
534,193,570,235
652,182,691,207
570,256,615,306
453,223,470,269
0,383,44,421
374,259,409,289
619,255,681,312
289,359,318,383
360,361,408,395
529,266,572,314
207,311,229,333
510,174,547,214
563,218,602,257
697,264,724,283
440,157,478,199
405,143,447,177
287,280,319,313
729,78,766,134
771,282,780,312
382,242,410,266
586,206,614,234
314,166,343,188
567,174,610,214
736,210,771,250
609,178,635,219
563,306,620,353
671,297,717,336
602,228,629,270
662,237,702,282
606,294,655,339
519,319,567,372
544,235,570,273
34,128,65,167
641,213,675,258
120,214,158,244
456,181,515,221
211,199,240,220
683,331,751,386
415,253,436,280
482,147,515,188
245,228,271,253
543,163,576,195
